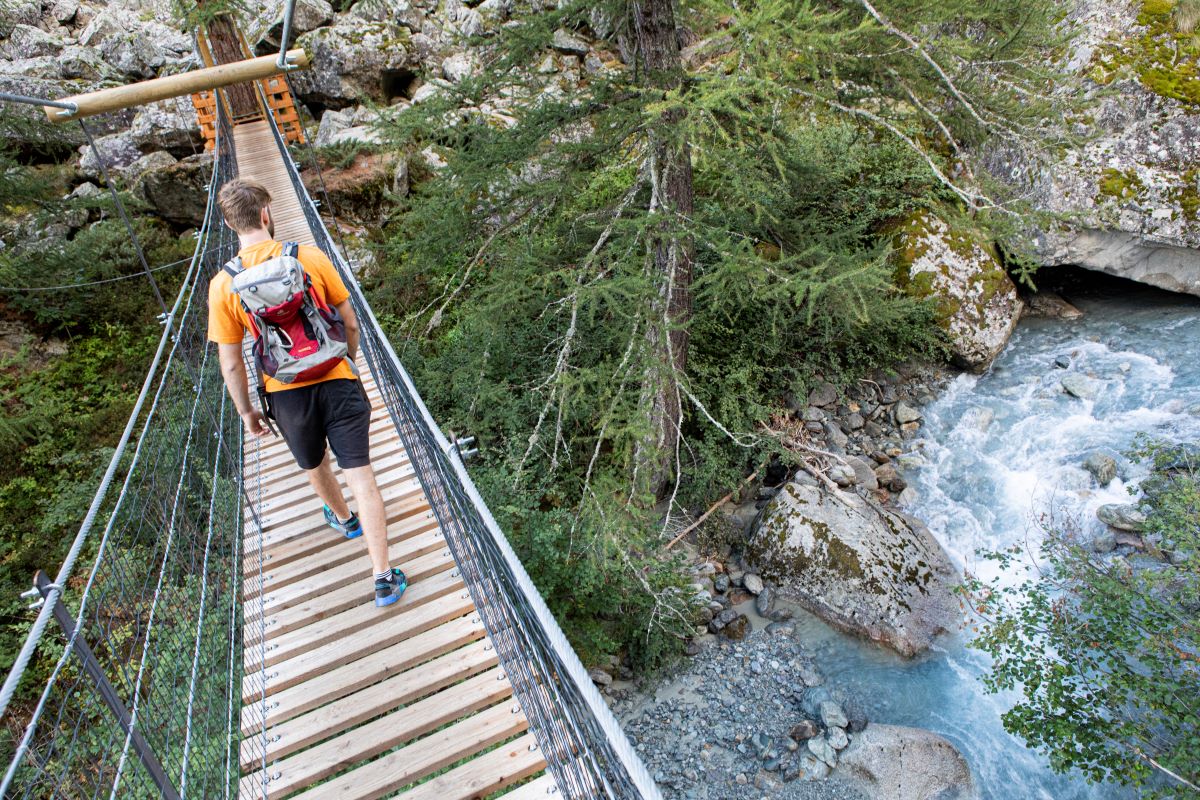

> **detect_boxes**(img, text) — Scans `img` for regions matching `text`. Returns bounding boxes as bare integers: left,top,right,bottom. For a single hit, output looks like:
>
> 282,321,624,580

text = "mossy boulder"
893,212,1023,372
747,480,961,657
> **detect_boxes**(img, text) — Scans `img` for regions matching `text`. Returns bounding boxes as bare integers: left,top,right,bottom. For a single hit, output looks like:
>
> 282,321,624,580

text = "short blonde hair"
218,178,271,233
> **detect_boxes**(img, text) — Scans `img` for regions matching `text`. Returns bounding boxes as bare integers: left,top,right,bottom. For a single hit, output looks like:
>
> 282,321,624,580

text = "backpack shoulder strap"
222,257,243,280
283,241,299,258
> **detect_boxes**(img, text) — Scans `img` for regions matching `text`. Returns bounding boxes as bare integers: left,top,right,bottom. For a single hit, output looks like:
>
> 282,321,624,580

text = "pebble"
743,573,765,595
755,587,775,617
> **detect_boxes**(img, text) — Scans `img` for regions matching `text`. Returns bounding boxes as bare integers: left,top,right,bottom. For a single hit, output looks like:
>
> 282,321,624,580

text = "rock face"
894,212,1023,371
838,724,977,800
982,0,1200,296
748,480,962,657
292,21,422,108
138,153,214,227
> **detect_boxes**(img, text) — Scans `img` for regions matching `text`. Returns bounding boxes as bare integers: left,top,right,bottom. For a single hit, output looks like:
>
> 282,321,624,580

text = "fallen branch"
664,468,761,551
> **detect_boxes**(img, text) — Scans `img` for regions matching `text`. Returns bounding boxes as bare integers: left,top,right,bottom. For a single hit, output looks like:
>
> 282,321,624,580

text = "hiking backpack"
223,242,348,385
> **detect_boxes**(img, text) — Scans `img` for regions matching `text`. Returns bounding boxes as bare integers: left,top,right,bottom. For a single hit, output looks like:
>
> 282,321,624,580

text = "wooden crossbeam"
44,50,310,123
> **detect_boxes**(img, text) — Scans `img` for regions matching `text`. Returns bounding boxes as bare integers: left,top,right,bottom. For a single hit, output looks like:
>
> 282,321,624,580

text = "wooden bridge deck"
232,121,550,800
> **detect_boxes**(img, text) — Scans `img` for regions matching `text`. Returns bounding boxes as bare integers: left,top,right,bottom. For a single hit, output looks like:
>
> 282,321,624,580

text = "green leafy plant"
965,440,1200,797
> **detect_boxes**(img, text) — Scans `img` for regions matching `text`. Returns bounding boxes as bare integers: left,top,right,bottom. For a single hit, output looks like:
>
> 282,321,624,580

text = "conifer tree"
372,0,1076,665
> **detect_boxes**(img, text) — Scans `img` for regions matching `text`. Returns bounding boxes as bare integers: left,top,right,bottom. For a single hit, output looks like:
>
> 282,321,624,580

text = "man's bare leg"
304,451,352,520
344,463,390,576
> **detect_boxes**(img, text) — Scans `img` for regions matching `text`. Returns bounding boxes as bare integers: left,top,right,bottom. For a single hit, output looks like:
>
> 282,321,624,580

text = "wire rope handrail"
0,97,244,800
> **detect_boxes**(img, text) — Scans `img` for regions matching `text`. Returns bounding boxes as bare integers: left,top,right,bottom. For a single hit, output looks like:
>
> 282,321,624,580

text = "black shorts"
267,379,372,470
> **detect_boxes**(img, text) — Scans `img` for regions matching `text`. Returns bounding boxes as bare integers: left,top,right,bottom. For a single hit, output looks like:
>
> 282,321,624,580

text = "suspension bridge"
0,10,662,800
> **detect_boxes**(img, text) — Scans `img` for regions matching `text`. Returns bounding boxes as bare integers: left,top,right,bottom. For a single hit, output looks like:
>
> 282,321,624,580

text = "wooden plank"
495,774,559,800
242,499,434,575
249,510,437,590
240,638,500,768
243,565,464,670
245,479,428,552
243,462,418,532
394,735,546,800
276,701,531,800
241,674,515,800
240,593,475,702
240,614,487,735
247,528,445,615
246,547,456,642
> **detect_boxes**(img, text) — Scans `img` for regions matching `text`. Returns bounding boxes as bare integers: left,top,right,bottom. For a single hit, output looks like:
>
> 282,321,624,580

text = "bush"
966,440,1200,797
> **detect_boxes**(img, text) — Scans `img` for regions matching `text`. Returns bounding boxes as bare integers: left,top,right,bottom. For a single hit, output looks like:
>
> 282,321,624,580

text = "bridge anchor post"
32,570,183,800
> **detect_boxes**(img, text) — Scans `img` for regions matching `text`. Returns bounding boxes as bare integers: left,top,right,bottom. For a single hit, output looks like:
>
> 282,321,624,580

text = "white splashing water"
793,283,1200,800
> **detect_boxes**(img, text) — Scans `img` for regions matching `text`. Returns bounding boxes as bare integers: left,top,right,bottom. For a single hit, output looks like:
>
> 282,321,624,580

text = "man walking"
208,177,406,607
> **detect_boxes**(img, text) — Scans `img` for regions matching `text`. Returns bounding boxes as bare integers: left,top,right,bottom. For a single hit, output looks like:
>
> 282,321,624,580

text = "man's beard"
267,210,275,239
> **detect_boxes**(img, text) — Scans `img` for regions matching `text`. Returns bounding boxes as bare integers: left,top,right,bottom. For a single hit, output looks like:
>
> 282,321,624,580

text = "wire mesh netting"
0,104,244,799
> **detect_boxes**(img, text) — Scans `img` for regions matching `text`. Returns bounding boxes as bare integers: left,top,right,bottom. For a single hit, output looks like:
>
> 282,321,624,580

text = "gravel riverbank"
612,621,870,800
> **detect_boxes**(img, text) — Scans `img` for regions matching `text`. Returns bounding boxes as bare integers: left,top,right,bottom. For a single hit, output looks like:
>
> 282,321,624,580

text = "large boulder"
894,211,1023,372
748,480,961,657
250,0,335,52
77,7,192,79
980,2,1200,296
838,724,977,800
130,101,205,156
290,21,423,108
137,153,213,227
78,131,143,180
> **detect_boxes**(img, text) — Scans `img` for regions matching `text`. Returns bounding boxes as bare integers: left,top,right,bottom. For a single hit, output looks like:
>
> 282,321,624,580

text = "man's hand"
241,409,273,438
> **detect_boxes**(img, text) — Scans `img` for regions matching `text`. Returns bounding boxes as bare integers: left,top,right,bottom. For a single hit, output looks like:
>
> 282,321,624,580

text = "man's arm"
218,343,271,437
334,299,360,363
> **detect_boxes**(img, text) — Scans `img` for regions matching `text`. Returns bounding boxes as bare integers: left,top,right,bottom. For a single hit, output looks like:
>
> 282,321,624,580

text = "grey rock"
797,753,831,781
254,0,334,51
1097,503,1147,532
442,51,479,83
130,102,204,155
1083,451,1118,487
894,401,921,425
392,157,410,196
1054,354,1072,369
138,153,213,227
808,382,838,408
807,734,837,767
1091,530,1117,553
1,25,63,60
1027,291,1084,320
748,480,961,657
829,463,855,487
837,723,976,800
293,22,422,107
722,614,750,641
742,573,764,595
78,132,142,180
790,720,820,741
845,456,878,492
827,726,849,751
894,212,1023,370
550,28,589,55
844,412,865,430
754,587,775,618
1062,373,1100,400
588,667,613,687
713,573,730,593
818,700,848,730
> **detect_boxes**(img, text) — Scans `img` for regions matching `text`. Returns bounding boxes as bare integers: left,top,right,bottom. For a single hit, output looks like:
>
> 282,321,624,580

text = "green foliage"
966,440,1200,797
315,139,383,171
362,0,1068,671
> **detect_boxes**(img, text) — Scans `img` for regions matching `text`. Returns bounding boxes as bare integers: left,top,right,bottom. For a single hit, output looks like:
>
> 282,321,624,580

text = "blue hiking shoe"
375,568,407,607
323,504,362,539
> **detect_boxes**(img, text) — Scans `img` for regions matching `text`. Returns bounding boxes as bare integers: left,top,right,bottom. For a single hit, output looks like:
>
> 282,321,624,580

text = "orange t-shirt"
207,240,357,393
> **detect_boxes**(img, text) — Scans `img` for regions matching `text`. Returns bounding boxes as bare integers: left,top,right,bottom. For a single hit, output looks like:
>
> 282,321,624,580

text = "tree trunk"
206,15,261,120
629,0,695,499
